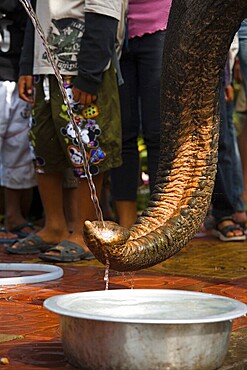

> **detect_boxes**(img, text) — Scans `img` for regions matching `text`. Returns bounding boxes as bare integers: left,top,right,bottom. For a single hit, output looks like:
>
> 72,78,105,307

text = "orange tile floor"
0,230,246,369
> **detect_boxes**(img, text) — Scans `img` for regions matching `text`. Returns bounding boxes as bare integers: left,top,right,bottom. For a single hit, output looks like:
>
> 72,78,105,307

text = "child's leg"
4,187,33,230
69,173,104,250
1,81,36,236
114,200,137,229
20,188,34,219
35,172,71,244
63,186,79,233
62,168,79,233
40,173,104,258
7,171,72,253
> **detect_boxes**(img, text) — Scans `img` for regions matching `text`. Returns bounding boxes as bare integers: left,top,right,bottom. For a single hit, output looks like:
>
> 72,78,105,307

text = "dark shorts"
30,64,122,177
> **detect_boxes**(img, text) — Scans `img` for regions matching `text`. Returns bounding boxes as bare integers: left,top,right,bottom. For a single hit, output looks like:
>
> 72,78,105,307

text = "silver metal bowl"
44,289,247,370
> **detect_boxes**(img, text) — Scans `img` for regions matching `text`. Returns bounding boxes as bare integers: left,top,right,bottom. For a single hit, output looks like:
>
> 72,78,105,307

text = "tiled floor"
0,230,246,369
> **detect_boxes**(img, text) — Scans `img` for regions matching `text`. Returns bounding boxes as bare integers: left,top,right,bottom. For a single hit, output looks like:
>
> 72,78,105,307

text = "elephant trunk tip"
83,220,130,249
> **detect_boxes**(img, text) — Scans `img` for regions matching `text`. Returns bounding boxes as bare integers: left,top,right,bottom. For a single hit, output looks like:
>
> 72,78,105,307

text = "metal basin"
44,289,247,370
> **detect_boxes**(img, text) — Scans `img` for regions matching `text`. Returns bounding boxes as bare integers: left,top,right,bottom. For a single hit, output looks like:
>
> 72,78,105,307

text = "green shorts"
30,64,122,177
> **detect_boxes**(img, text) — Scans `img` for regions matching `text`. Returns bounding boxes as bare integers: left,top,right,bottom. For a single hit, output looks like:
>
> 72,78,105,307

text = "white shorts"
0,81,36,189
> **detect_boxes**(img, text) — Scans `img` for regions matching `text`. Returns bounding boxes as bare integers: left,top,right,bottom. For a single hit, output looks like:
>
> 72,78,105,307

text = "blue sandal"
0,227,19,243
9,222,36,238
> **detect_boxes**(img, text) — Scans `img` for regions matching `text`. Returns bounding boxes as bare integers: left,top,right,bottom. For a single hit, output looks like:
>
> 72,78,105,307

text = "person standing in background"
236,18,247,207
0,0,37,243
110,0,172,228
209,34,246,241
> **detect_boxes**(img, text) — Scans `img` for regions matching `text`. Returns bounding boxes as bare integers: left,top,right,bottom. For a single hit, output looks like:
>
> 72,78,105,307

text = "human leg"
28,186,44,226
6,171,70,254
35,172,70,242
62,168,79,233
138,31,165,193
111,32,166,229
5,77,70,252
238,112,247,204
4,187,34,232
226,100,247,226
0,81,36,240
113,200,138,228
9,67,121,256
63,187,78,233
211,87,245,240
100,171,115,221
111,42,140,227
20,188,34,219
39,68,120,260
0,188,32,241
39,172,104,261
69,173,104,246
237,20,247,206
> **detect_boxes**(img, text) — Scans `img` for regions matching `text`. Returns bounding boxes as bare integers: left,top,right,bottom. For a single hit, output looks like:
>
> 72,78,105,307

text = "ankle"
115,200,137,228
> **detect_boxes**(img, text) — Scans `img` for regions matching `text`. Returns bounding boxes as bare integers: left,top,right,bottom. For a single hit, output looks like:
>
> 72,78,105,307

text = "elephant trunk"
83,0,247,272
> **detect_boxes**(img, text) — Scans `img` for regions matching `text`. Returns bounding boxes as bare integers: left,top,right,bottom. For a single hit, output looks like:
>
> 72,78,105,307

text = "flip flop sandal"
0,227,19,243
212,218,246,242
5,234,56,255
10,222,36,238
39,240,95,262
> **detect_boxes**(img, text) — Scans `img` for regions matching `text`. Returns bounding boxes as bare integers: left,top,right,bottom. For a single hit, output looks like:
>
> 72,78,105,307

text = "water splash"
19,0,104,224
121,272,136,289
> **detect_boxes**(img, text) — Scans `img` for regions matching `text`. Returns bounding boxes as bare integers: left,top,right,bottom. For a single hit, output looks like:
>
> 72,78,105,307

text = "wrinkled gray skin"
84,0,247,272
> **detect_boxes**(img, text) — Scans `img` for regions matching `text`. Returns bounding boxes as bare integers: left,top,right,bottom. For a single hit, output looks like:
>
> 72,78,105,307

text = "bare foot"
35,227,70,245
0,228,18,240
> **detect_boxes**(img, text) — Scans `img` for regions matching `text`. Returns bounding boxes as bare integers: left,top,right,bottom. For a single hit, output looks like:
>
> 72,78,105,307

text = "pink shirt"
128,0,172,39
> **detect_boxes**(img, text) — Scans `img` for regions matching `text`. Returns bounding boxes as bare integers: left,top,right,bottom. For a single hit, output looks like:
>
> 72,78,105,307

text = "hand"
18,75,34,103
233,59,242,83
72,86,97,106
224,84,234,103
